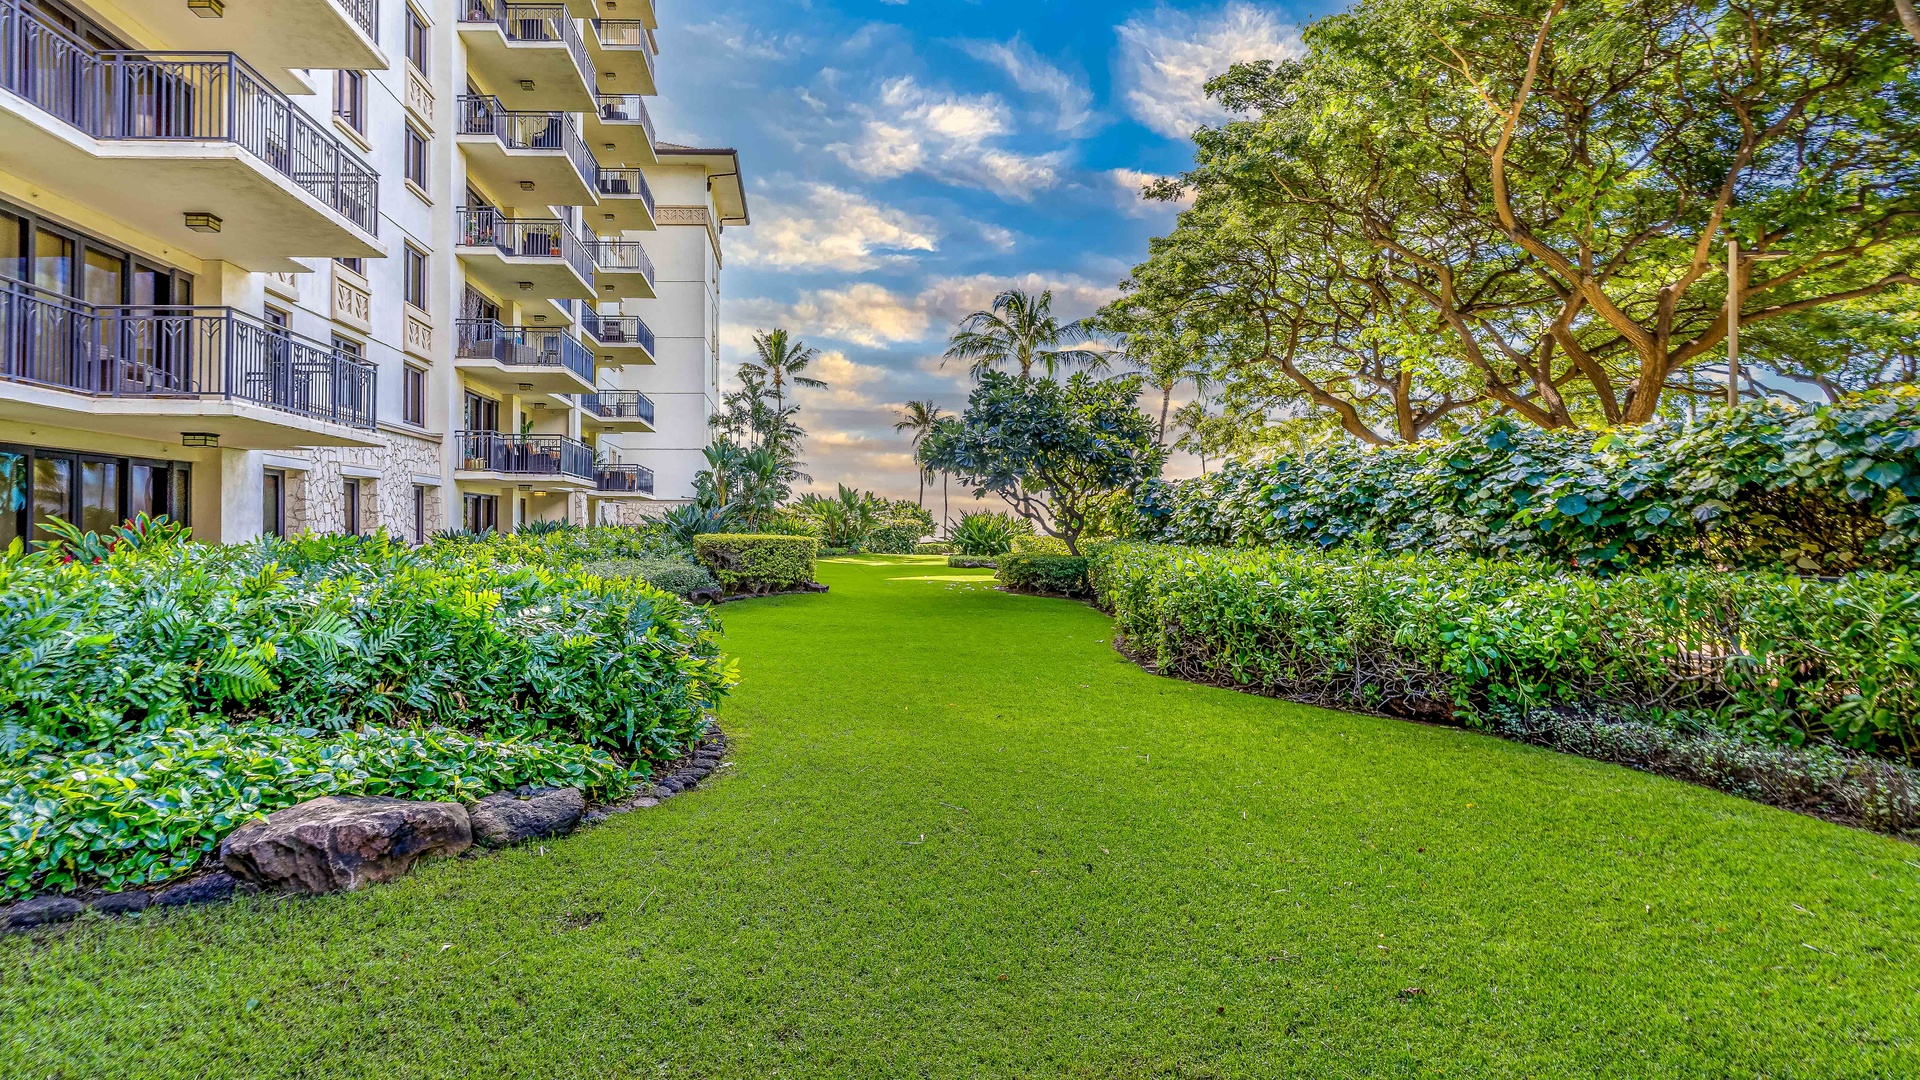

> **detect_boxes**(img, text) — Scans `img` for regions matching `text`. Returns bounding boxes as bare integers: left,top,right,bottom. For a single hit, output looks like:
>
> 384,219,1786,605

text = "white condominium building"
0,0,748,545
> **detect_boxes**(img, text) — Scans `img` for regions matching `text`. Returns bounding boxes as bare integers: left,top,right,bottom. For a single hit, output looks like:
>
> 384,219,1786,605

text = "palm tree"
892,399,946,506
740,329,827,414
943,289,1104,380
1132,330,1211,445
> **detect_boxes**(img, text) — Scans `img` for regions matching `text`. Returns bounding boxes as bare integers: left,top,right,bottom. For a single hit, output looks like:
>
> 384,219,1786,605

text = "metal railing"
577,311,655,355
582,389,654,424
459,0,594,90
454,318,595,384
587,235,655,286
456,430,594,479
0,0,379,233
590,20,655,83
595,463,653,494
594,93,656,146
595,168,656,216
456,208,596,285
457,95,598,187
0,280,376,428
338,0,378,38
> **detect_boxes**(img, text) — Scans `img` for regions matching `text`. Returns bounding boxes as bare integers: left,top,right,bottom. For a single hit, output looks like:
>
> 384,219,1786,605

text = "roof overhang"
653,144,749,226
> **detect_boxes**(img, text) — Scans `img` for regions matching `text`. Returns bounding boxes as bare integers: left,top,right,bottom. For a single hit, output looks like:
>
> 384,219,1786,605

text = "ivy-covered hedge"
1131,390,1920,572
0,529,733,899
694,534,819,595
1089,543,1920,765
997,554,1091,598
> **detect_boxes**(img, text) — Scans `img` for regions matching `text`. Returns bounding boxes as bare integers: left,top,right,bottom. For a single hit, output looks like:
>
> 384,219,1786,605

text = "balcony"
588,236,656,299
0,3,382,271
456,209,596,302
590,168,656,231
455,430,595,486
592,463,654,496
579,390,654,430
454,318,596,394
587,19,656,96
0,282,378,449
582,93,657,166
104,0,386,93
578,310,655,366
457,96,599,207
457,0,596,113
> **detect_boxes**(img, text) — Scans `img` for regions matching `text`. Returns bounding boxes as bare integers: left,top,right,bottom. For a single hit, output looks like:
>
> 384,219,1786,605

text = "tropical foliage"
943,289,1105,381
996,553,1092,599
922,371,1165,555
947,510,1030,557
693,534,820,596
1131,390,1920,573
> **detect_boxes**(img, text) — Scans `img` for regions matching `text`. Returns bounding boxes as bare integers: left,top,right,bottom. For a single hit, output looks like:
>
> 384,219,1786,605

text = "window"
406,7,429,71
412,485,427,543
334,70,365,133
332,334,363,360
404,245,428,310
343,480,361,536
335,255,364,276
464,390,499,432
1,442,189,545
263,469,286,538
404,125,428,191
403,365,427,426
462,493,497,533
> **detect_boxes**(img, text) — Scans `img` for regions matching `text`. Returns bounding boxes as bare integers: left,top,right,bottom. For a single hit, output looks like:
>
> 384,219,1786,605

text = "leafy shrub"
949,511,1029,556
694,534,819,595
659,504,737,547
1132,391,1920,572
514,519,577,537
947,556,999,569
0,532,732,761
582,557,718,597
1,724,636,899
1090,543,1920,763
1010,533,1071,556
915,542,954,555
997,554,1091,598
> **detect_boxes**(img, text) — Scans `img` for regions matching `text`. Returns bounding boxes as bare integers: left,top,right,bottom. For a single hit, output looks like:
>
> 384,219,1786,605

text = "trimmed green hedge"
948,556,998,569
583,557,719,597
1132,391,1920,572
914,542,954,555
997,554,1091,598
1089,542,1920,764
695,534,819,595
1009,533,1072,556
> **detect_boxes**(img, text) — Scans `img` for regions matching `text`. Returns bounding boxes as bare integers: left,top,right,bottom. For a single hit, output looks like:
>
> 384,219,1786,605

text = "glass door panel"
0,451,24,549
30,453,71,539
78,457,120,533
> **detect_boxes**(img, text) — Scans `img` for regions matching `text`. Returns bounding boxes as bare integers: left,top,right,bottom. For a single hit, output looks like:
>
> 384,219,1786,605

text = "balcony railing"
595,168,656,216
0,281,376,428
0,0,379,234
458,95,598,184
578,311,655,355
588,236,655,285
459,0,594,88
591,20,655,80
456,208,596,285
455,318,596,384
582,389,654,424
594,93,656,146
595,463,653,494
456,430,594,480
338,0,378,38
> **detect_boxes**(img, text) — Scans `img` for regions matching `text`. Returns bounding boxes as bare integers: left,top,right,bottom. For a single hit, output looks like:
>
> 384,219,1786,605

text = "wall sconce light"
518,384,534,392
182,432,220,447
518,180,535,191
183,212,222,233
188,0,224,17
518,80,536,91
517,281,534,291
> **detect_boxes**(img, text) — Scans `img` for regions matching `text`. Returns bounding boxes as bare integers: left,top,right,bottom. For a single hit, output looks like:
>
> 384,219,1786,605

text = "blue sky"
651,0,1339,505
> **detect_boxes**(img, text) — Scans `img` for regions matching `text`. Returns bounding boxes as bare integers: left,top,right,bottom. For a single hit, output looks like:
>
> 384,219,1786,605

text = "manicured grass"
4,555,1918,1077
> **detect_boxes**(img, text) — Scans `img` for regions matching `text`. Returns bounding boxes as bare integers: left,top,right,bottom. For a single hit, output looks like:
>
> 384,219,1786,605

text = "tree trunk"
1159,385,1172,444
1900,0,1920,46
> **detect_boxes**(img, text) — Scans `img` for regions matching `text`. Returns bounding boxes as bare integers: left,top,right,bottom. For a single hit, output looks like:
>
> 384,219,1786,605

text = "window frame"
403,244,428,312
403,364,427,427
342,479,361,536
334,69,365,134
404,124,429,192
405,6,429,72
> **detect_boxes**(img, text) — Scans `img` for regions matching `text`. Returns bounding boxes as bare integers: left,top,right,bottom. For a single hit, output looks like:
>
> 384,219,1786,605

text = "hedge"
997,554,1091,598
582,556,719,597
948,556,998,569
1009,533,1072,556
1131,390,1920,572
694,534,819,595
1088,543,1920,765
914,542,954,555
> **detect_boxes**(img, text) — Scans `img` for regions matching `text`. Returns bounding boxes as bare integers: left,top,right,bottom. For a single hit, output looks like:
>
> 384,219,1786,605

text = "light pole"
1725,239,1787,407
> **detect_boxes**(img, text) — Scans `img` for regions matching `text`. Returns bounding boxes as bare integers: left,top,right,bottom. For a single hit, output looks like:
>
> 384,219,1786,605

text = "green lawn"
5,555,1918,1078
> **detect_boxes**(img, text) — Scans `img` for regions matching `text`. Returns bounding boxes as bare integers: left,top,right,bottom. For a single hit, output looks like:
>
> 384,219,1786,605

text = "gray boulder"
88,890,151,916
221,796,471,895
467,786,586,847
151,873,239,908
5,895,83,930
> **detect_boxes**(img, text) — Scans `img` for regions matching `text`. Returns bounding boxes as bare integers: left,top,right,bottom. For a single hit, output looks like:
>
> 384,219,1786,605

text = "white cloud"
1116,2,1304,140
729,272,1119,353
736,184,939,272
962,37,1098,135
1105,168,1195,217
831,76,1068,200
